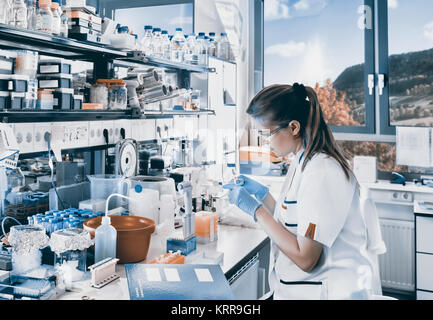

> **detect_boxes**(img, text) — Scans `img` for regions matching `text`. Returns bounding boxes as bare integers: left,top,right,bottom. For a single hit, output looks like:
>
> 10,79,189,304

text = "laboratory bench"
0,224,269,300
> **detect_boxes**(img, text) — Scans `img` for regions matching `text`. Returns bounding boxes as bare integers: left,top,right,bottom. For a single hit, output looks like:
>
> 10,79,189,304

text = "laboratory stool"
370,294,398,300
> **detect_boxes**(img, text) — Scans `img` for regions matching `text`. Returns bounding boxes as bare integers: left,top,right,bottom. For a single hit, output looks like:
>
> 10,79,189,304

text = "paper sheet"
194,268,214,282
396,127,431,167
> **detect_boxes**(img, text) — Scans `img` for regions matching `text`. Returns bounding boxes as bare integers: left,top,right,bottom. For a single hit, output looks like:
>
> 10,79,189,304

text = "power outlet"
14,123,34,154
33,122,52,152
101,120,114,144
391,191,413,202
89,121,104,147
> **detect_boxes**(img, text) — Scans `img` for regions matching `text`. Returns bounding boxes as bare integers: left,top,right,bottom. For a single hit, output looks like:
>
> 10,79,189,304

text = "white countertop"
10,224,268,300
360,180,433,194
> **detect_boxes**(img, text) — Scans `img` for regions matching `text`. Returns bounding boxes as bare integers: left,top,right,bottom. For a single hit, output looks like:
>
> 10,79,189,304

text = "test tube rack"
88,257,120,289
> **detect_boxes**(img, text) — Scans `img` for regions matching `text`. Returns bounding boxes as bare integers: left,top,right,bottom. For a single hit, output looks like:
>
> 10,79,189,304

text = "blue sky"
264,0,433,87
115,3,193,39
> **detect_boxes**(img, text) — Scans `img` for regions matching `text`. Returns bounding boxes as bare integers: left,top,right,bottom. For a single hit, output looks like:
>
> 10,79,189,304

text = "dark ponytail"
247,83,353,180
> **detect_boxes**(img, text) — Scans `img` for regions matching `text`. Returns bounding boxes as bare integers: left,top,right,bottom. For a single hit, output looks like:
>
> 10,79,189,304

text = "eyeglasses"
257,126,286,139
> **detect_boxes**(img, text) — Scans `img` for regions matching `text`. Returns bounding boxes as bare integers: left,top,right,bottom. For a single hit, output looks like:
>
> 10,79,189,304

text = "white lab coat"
360,197,387,296
268,149,375,300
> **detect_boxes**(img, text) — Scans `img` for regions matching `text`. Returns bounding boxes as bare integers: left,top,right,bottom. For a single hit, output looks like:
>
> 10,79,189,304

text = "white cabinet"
416,253,433,292
416,216,433,253
415,206,433,299
417,290,433,300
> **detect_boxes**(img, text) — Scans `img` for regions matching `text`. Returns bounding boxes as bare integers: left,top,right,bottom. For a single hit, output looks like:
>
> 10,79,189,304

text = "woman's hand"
223,184,262,221
231,175,269,202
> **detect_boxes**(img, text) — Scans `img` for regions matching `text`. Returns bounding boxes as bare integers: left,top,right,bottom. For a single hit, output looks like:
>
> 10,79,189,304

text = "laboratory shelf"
0,108,214,123
0,24,127,60
0,109,140,123
115,55,216,73
143,109,215,119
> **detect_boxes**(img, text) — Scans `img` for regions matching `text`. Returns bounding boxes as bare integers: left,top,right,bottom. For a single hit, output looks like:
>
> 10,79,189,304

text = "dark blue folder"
125,264,235,300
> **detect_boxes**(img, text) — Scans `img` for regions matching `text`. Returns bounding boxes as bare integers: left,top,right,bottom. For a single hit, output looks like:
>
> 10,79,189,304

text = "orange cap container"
39,0,52,8
195,211,218,238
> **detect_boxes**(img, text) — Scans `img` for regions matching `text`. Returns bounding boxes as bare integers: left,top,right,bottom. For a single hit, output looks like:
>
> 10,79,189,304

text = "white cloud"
169,16,192,26
264,0,291,21
293,0,327,15
424,21,433,42
265,40,306,58
388,0,398,9
264,0,328,21
300,38,331,86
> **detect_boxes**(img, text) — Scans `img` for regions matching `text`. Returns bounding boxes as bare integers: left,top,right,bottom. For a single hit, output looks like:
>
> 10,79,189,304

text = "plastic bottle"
140,25,153,56
151,27,162,57
170,27,185,62
217,32,230,60
50,1,60,35
37,0,53,34
94,216,117,263
161,30,171,60
208,32,216,41
12,0,28,29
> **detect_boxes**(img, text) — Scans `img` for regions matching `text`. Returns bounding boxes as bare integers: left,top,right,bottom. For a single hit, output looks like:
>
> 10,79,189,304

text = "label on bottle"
40,14,53,31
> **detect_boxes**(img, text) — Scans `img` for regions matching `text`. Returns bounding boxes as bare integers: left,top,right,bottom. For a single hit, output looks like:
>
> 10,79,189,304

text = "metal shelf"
0,108,215,123
143,109,215,119
115,55,216,73
0,109,138,123
0,24,127,60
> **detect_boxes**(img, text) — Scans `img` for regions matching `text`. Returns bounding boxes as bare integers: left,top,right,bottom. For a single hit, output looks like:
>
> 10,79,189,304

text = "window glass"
388,0,433,127
338,140,433,174
114,3,193,39
264,0,366,126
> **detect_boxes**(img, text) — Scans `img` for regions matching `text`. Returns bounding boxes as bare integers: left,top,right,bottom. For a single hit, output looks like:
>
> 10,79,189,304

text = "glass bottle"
37,0,53,34
170,27,185,62
140,25,153,56
12,0,28,29
26,0,37,30
217,32,230,60
150,27,162,58
50,1,60,35
208,38,216,57
57,0,68,37
161,30,171,60
195,35,208,66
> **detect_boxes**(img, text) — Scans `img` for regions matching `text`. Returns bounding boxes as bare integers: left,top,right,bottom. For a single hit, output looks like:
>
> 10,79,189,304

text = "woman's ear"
288,120,301,137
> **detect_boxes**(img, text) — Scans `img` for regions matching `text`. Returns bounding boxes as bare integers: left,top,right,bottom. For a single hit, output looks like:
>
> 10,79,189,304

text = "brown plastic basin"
83,215,155,263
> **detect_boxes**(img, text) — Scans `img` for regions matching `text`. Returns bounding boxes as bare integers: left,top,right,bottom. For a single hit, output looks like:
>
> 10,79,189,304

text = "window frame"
259,0,405,142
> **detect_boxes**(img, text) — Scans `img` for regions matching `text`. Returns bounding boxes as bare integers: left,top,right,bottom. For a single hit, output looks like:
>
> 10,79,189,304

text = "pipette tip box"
166,236,197,256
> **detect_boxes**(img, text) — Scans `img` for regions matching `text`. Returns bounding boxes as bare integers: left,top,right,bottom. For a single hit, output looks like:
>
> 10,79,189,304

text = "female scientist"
223,83,374,300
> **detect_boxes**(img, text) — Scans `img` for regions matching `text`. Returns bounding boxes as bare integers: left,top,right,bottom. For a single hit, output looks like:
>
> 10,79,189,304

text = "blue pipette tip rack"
166,236,197,256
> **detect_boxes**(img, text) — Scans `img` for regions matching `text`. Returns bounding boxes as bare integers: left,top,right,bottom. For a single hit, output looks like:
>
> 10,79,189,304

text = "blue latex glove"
223,184,262,221
232,175,269,202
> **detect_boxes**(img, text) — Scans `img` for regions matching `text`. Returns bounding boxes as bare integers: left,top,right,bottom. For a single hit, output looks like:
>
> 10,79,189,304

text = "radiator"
378,218,415,292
